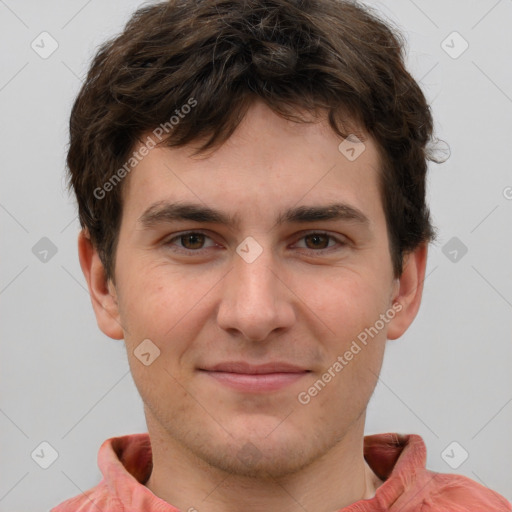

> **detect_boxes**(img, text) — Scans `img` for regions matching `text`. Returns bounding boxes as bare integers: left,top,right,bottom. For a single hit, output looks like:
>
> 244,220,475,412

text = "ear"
386,243,428,340
78,229,124,340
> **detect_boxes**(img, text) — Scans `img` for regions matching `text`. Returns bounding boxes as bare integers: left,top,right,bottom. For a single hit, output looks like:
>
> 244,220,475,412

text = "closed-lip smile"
198,361,310,392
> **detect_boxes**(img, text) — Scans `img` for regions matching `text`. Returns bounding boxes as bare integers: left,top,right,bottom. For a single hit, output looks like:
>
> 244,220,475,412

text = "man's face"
101,101,405,478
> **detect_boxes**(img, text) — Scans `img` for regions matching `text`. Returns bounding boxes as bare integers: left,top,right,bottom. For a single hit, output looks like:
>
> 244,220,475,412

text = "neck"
144,414,382,512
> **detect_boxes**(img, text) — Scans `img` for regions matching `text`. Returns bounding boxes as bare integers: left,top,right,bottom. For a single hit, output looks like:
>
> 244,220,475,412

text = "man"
52,0,511,510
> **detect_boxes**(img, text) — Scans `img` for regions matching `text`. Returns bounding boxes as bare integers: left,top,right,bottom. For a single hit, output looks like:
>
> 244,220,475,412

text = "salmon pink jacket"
51,432,511,512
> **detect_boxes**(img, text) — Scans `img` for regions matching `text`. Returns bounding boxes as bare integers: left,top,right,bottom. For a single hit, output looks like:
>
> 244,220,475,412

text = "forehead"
120,101,384,227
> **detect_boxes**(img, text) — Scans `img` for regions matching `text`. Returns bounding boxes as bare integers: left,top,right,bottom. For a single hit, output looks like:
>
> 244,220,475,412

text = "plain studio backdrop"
1,0,511,510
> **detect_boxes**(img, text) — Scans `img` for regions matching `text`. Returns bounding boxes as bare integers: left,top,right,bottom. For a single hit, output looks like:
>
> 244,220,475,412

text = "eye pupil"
182,233,204,249
306,234,329,249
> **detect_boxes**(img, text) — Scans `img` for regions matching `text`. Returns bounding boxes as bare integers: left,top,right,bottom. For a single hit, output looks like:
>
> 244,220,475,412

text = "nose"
216,244,296,342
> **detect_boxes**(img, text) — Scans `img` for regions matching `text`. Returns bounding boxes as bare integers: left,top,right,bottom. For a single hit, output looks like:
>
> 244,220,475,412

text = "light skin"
79,100,427,512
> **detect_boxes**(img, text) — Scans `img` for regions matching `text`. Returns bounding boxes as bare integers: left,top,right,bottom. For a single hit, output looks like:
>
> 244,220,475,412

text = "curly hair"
66,0,444,283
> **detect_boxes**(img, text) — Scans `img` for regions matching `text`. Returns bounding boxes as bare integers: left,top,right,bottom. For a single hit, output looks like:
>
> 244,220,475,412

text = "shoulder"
50,480,123,512
366,433,510,512
406,470,511,512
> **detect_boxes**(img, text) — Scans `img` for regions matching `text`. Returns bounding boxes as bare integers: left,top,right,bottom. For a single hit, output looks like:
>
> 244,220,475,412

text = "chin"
202,440,316,480
191,422,330,480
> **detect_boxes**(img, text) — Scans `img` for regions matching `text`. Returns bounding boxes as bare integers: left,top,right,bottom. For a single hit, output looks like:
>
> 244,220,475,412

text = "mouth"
198,362,311,393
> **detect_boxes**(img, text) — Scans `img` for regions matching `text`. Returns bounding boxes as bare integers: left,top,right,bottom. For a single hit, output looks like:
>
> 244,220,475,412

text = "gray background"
1,0,511,510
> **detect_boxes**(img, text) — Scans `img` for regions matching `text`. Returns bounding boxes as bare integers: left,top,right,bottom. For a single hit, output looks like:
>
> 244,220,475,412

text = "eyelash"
163,230,348,256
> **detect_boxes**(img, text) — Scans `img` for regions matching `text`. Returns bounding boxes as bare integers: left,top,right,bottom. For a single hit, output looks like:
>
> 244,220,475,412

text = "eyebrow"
137,200,370,230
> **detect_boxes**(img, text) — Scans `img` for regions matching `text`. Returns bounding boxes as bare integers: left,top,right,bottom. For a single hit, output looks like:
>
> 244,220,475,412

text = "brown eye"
294,232,347,254
165,231,217,254
304,233,330,250
180,233,206,250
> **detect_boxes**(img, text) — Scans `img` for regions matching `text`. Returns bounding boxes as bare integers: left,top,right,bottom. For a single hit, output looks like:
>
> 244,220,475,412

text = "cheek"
301,277,388,415
118,267,203,407
301,268,390,395
118,263,216,364
302,268,388,338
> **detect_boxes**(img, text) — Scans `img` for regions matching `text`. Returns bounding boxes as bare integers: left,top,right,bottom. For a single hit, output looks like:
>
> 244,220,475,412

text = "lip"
198,361,310,392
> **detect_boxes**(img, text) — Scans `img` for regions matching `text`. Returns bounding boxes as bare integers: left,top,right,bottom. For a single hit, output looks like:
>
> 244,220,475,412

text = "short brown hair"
66,0,444,283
